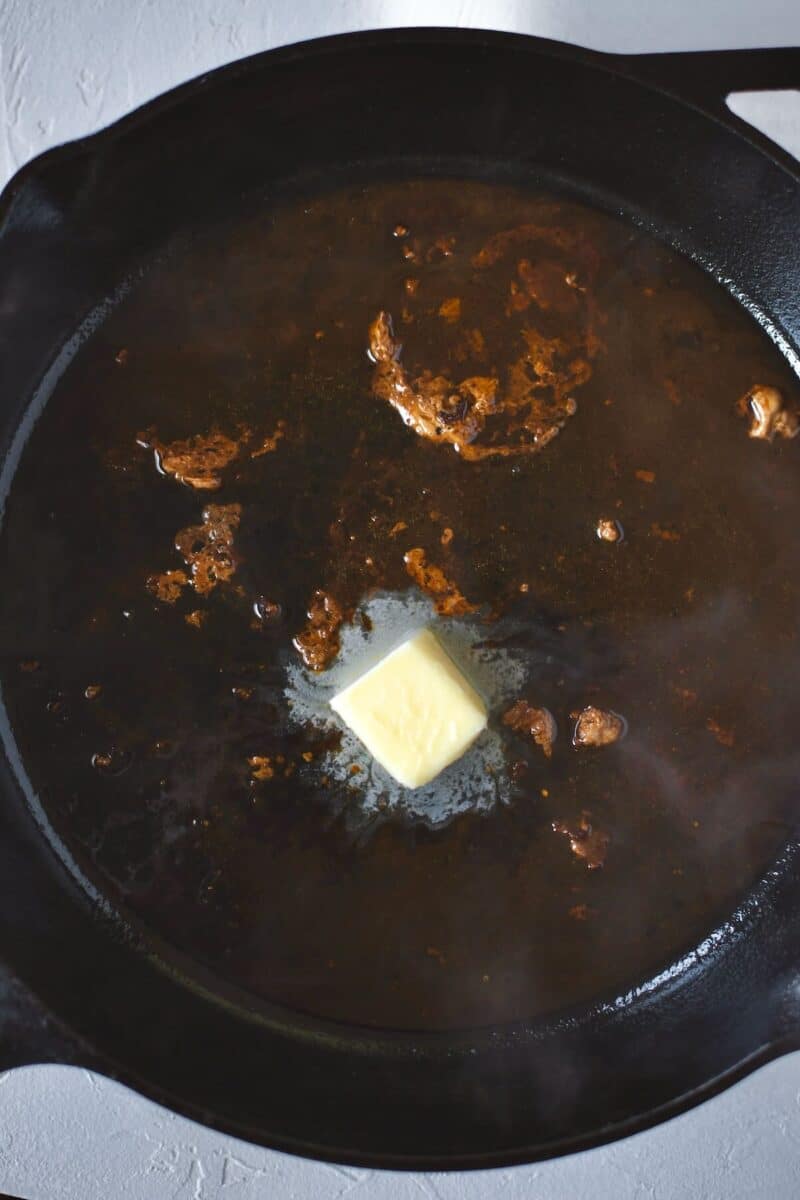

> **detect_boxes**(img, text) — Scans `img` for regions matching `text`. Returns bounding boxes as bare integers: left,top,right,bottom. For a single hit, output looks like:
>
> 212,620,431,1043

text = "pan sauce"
2,178,800,1030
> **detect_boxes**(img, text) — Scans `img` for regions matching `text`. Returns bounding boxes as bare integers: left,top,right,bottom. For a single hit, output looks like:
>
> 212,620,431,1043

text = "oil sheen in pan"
3,176,800,1030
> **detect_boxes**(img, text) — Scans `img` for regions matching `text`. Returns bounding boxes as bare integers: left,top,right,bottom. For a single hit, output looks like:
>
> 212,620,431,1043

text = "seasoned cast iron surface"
2,179,799,1030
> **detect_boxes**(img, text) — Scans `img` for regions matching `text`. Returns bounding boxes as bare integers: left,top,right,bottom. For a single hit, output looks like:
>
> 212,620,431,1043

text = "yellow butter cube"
330,628,487,789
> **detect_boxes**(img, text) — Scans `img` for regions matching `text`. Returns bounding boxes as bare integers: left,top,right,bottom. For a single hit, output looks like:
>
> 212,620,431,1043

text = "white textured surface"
2,1,800,1197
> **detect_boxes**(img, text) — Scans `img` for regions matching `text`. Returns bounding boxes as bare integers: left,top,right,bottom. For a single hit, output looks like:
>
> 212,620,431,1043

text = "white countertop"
2,2,800,1197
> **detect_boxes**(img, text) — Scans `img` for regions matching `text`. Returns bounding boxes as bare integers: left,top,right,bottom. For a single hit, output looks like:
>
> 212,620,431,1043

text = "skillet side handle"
618,46,800,109
0,960,94,1072
615,47,800,166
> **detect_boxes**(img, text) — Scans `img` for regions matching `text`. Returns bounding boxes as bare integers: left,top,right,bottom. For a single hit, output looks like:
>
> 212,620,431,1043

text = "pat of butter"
330,628,487,789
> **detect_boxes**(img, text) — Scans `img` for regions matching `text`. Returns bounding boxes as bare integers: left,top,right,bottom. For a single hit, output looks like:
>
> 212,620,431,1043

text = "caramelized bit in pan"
503,701,557,758
369,312,499,455
553,811,610,869
253,597,281,623
293,590,344,671
140,429,244,490
438,297,461,322
91,747,133,777
403,548,477,616
572,706,625,748
146,569,189,603
369,214,602,459
369,310,589,460
251,421,286,458
248,755,276,781
737,384,799,441
596,518,622,543
174,503,242,595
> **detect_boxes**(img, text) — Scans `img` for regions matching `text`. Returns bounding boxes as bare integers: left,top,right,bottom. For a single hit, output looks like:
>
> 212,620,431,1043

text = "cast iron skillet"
1,27,800,1170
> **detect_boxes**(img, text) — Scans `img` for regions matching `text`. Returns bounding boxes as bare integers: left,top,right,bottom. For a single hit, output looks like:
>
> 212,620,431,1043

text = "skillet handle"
615,48,794,115
619,47,800,108
0,959,94,1072
614,47,800,169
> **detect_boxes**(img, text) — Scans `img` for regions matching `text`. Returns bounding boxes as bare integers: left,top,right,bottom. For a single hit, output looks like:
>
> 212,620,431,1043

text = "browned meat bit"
596,518,622,543
84,684,102,700
140,429,243,490
253,596,281,622
371,211,601,461
404,277,420,296
440,527,454,547
706,716,735,747
185,609,207,629
174,503,241,595
737,384,799,441
509,327,590,404
251,420,286,458
19,660,40,673
368,310,397,361
147,569,189,603
370,311,499,455
248,755,275,781
553,811,610,869
635,469,656,484
293,590,344,671
438,297,461,322
393,223,409,239
232,685,253,700
503,701,557,758
91,747,133,776
572,706,625,748
403,548,477,616
114,347,129,366
429,319,590,460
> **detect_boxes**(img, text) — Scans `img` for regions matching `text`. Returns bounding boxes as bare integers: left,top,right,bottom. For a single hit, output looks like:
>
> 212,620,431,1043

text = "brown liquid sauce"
2,179,800,1031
